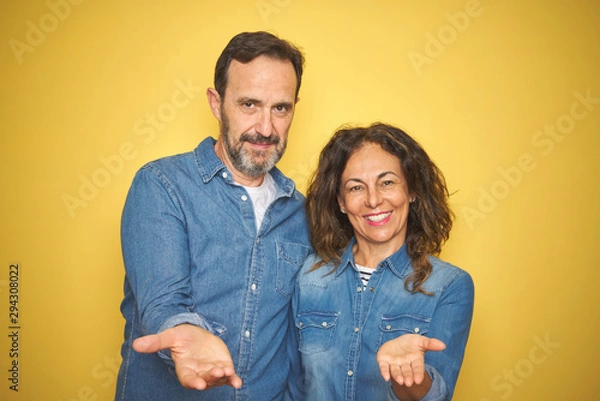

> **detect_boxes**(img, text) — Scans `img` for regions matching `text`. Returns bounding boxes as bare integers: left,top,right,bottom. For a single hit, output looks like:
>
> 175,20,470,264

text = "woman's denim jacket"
292,240,474,401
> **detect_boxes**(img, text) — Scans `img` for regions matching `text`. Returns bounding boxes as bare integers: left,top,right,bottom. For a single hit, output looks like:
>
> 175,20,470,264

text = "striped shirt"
356,264,375,288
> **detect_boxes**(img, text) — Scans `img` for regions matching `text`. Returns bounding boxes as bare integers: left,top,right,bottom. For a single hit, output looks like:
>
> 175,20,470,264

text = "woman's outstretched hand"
376,334,446,387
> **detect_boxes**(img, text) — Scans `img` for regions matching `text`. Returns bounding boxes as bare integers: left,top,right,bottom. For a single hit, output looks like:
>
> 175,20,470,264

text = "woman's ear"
337,196,347,214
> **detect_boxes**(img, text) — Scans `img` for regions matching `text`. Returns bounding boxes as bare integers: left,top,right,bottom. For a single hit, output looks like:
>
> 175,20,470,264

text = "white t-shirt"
241,173,277,231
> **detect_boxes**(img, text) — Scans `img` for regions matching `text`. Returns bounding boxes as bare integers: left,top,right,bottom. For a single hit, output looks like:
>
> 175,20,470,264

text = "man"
115,31,310,401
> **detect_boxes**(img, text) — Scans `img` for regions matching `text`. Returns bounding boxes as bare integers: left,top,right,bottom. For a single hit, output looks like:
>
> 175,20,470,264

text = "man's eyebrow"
235,97,294,109
236,97,262,105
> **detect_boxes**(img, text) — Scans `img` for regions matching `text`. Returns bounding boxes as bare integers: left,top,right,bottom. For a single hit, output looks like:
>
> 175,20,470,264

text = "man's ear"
206,88,222,121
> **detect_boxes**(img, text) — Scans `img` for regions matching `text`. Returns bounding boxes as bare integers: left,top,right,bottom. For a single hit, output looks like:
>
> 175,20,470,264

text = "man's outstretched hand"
133,324,242,391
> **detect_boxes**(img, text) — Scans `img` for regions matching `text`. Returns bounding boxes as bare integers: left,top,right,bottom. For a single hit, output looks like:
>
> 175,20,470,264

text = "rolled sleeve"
420,365,447,401
385,365,446,401
155,312,215,364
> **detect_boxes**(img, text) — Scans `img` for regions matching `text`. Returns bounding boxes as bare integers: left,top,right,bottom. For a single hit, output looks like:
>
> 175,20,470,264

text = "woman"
293,123,474,400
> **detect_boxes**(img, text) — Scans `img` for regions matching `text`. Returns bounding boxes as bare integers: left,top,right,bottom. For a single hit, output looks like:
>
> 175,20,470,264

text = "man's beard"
220,109,287,178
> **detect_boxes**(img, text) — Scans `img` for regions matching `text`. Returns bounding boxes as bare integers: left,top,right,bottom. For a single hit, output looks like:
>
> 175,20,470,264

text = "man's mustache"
240,133,280,145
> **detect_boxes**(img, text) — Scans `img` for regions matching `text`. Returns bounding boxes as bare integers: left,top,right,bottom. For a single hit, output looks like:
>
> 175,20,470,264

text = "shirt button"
222,172,228,178
386,325,392,330
354,327,359,333
347,370,354,376
244,330,250,338
369,287,375,292
299,322,304,328
251,283,257,291
357,287,362,292
321,322,328,327
241,195,248,201
414,327,420,333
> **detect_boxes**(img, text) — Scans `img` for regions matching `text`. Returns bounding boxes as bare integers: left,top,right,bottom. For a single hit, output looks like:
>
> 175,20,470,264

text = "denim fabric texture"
293,239,474,401
115,137,311,401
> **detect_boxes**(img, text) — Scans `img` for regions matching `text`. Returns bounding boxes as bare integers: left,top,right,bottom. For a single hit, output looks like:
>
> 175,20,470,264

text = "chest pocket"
295,312,338,355
276,241,310,298
377,314,431,350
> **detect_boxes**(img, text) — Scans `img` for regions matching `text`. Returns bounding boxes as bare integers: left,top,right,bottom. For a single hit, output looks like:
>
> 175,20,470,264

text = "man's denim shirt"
292,240,474,401
116,137,311,401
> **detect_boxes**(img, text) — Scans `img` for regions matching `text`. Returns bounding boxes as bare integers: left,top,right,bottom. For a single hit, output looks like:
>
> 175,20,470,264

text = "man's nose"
255,109,274,137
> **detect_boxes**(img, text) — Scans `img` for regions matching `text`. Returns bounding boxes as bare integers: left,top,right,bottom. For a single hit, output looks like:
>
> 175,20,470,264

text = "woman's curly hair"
305,122,454,294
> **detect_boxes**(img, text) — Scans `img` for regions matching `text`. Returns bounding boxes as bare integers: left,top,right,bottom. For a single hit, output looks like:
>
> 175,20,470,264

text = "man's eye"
243,102,254,108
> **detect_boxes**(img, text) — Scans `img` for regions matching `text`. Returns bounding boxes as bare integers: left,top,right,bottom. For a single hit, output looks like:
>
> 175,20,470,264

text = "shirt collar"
193,136,297,198
194,137,226,183
335,237,413,279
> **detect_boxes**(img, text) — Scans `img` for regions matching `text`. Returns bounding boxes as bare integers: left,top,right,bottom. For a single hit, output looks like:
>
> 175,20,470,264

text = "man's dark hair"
214,31,305,100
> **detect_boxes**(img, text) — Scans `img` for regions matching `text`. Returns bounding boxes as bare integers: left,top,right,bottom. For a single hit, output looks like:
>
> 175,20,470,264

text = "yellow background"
1,0,599,400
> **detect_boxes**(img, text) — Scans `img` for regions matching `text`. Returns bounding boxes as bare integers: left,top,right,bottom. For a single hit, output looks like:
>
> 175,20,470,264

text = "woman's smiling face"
338,142,412,254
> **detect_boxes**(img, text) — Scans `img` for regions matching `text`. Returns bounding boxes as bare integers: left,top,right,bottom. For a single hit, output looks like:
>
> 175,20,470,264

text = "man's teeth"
366,212,391,222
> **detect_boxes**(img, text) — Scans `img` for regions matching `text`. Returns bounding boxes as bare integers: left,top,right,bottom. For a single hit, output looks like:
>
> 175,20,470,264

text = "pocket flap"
379,314,430,335
296,312,338,330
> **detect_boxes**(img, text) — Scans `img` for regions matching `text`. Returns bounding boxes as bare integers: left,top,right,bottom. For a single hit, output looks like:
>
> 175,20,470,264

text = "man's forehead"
225,57,297,100
228,57,295,79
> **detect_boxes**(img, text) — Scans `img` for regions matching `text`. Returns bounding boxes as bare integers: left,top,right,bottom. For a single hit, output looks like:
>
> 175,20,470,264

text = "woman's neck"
352,239,404,269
